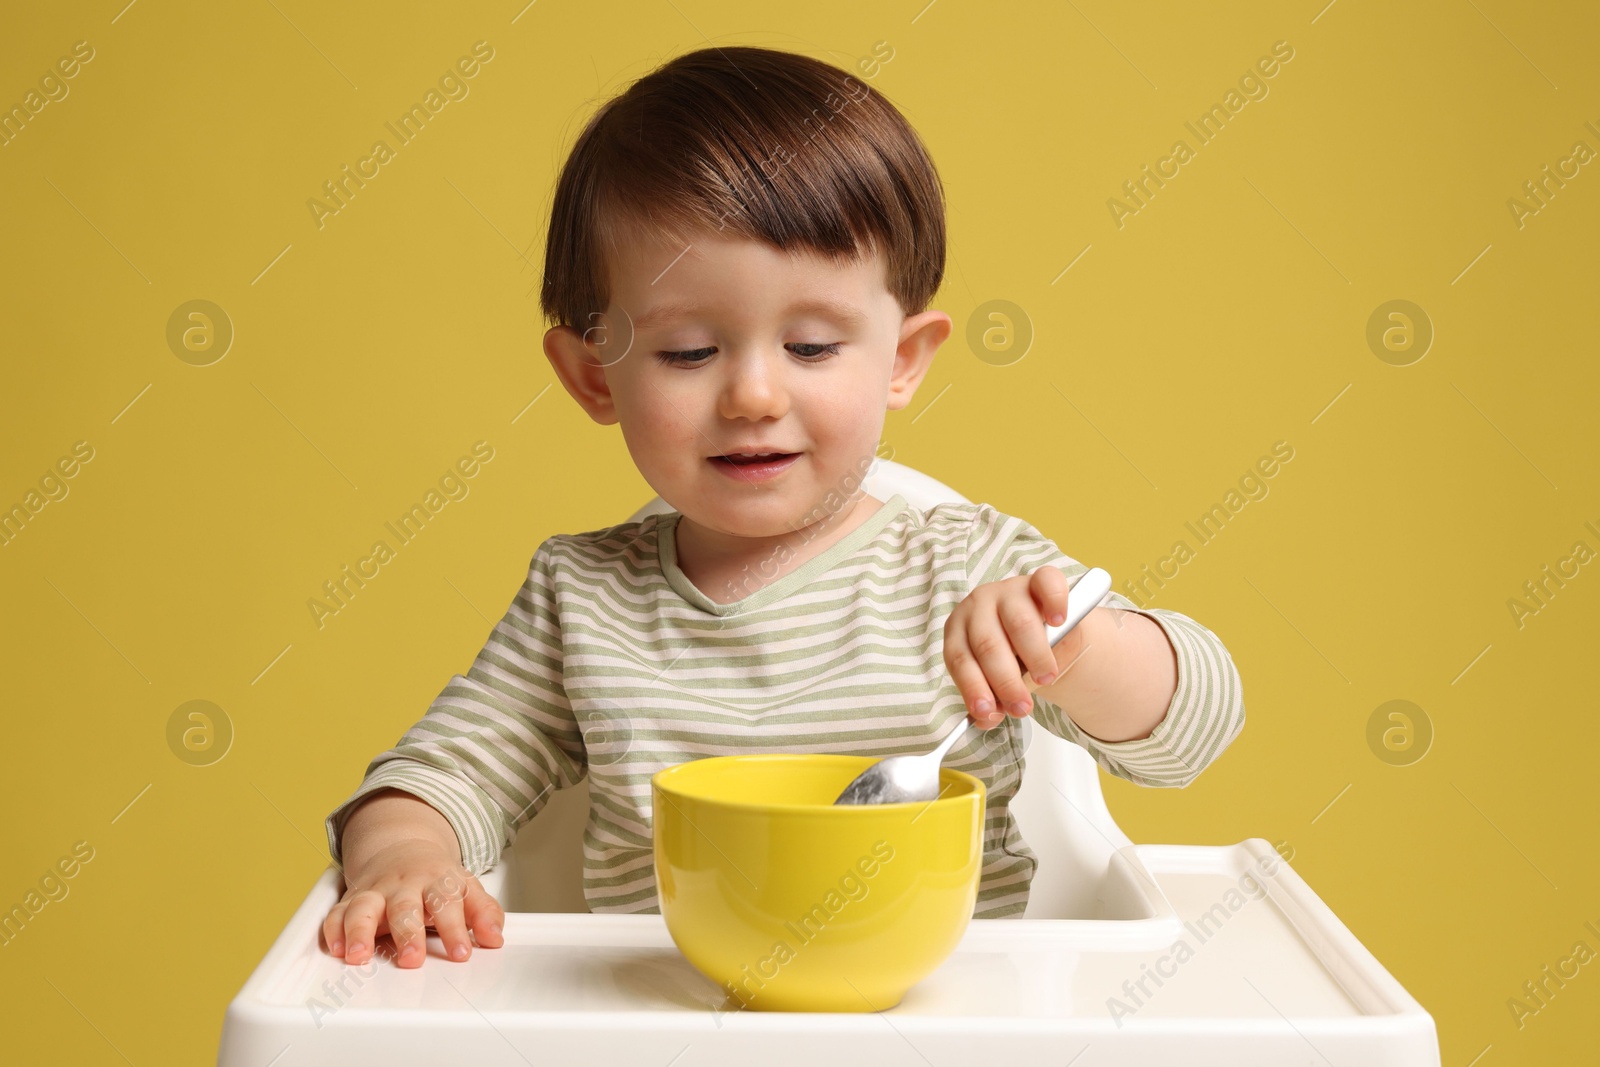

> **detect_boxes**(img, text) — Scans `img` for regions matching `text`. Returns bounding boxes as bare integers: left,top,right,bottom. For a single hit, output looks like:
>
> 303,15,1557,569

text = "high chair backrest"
496,458,1133,919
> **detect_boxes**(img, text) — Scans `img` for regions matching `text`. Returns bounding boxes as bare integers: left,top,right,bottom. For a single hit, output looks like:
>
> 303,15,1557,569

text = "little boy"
322,45,1244,970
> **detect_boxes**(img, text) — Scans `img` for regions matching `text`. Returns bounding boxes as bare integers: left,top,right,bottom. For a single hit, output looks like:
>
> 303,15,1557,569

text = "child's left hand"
944,566,1086,730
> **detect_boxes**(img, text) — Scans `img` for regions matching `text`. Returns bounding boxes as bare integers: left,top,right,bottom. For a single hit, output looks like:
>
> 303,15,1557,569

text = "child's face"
545,225,950,542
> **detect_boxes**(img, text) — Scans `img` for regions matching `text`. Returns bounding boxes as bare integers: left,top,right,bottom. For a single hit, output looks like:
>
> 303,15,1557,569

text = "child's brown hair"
539,45,946,332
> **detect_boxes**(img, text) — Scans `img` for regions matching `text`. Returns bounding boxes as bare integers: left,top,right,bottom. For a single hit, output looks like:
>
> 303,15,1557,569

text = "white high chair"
220,458,1441,1066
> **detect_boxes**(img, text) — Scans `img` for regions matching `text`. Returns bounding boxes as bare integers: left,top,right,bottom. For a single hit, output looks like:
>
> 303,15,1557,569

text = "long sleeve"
323,540,585,874
965,504,1245,788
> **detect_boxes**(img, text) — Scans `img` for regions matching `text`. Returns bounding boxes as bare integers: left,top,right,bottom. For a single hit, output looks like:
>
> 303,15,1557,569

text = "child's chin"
695,496,815,533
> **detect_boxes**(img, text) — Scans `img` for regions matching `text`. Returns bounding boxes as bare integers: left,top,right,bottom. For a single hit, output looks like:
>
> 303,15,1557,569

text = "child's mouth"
709,452,800,481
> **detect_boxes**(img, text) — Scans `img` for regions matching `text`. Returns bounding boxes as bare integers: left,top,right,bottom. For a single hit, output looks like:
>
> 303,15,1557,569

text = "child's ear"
887,310,952,412
544,324,620,425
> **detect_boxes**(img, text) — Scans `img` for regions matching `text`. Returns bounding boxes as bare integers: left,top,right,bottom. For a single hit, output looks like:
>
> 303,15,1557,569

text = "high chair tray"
219,838,1439,1066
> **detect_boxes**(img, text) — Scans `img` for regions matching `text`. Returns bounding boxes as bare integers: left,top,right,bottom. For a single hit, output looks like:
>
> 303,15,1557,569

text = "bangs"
541,46,944,331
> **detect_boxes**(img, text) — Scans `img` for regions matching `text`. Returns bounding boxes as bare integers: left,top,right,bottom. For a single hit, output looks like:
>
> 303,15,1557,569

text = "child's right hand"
323,798,506,969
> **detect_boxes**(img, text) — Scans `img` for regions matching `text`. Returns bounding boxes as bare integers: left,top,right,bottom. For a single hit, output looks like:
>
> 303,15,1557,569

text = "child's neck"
675,491,886,605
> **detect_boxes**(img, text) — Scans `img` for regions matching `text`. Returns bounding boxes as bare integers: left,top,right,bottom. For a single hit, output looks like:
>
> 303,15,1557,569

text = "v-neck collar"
658,494,910,616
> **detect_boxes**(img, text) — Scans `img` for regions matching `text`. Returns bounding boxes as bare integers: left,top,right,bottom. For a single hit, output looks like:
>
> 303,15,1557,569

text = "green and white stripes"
325,493,1245,918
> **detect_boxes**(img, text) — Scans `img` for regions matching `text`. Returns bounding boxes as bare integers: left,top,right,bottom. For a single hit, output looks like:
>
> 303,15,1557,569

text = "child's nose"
717,351,791,420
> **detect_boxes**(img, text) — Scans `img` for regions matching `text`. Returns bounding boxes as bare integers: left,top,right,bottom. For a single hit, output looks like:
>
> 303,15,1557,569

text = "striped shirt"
324,492,1245,917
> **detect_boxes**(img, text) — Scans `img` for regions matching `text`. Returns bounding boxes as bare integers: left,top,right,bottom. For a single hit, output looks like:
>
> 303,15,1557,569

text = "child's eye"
653,343,842,365
654,347,716,365
788,342,842,359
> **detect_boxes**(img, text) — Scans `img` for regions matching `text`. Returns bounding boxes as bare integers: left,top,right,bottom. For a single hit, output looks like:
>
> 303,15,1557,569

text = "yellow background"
1,0,1595,1063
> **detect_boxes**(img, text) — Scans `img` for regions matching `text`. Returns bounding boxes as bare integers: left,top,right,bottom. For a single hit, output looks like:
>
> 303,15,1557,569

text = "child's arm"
949,505,1245,787
321,540,583,966
323,788,505,969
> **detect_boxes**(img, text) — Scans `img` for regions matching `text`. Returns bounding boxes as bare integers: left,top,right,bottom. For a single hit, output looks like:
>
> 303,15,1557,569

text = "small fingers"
340,889,388,965
1030,565,1071,628
943,617,999,728
959,613,1031,723
322,900,348,957
464,877,507,950
987,596,1044,715
386,893,429,969
425,868,475,962
998,588,1059,691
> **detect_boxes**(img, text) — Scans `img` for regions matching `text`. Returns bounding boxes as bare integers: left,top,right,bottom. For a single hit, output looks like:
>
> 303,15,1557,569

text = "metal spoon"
833,566,1113,806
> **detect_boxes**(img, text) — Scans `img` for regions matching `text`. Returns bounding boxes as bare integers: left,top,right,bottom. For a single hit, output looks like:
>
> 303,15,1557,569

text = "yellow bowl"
652,753,985,1013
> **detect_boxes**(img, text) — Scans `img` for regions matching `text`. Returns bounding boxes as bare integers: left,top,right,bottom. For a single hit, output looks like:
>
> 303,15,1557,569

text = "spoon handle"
933,714,974,761
1043,567,1112,649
